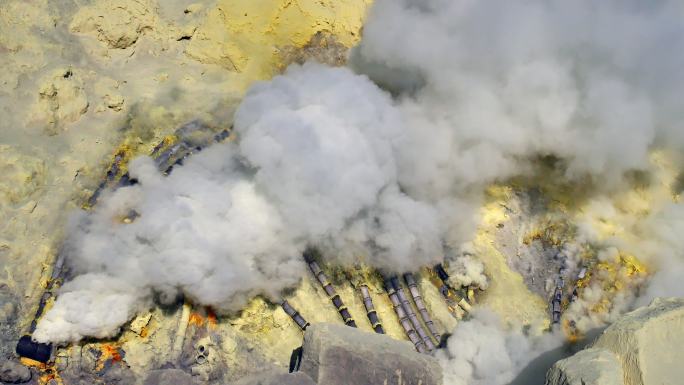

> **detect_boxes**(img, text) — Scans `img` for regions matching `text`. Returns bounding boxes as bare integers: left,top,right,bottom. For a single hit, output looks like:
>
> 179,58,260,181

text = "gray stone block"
545,348,623,385
232,369,316,385
0,359,31,384
143,369,200,385
592,297,684,385
300,323,442,385
545,297,684,385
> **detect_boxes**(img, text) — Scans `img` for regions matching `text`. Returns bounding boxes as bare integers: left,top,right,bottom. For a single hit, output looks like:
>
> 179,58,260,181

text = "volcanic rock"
143,368,200,385
0,359,31,384
545,348,623,385
546,297,684,385
232,369,316,385
300,323,442,385
592,297,684,385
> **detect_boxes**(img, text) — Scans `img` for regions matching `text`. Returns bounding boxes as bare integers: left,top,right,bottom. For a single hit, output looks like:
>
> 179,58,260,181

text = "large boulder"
300,323,442,385
545,297,684,385
545,348,623,385
592,297,684,385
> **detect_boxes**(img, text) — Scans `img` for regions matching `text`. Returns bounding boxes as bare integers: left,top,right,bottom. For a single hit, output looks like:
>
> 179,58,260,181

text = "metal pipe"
385,279,426,353
155,127,231,175
404,273,440,342
304,250,357,327
434,264,450,282
281,300,310,331
552,287,562,324
551,270,564,324
434,263,472,313
359,285,384,334
390,276,435,351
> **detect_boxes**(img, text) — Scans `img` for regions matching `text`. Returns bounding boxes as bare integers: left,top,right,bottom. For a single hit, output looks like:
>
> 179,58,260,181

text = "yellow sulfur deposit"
1,0,376,378
6,0,670,381
186,0,372,86
475,187,550,328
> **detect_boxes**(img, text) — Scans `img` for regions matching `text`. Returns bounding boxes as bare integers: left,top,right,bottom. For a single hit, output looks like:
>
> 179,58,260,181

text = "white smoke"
232,65,442,268
354,2,684,383
437,309,562,385
565,183,684,332
352,0,684,190
36,0,684,362
445,244,488,290
352,0,684,330
35,63,442,343
34,274,146,342
633,201,684,304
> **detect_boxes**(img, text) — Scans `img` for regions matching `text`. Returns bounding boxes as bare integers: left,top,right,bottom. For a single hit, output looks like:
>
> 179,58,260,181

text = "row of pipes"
385,274,440,352
280,252,474,353
18,121,478,366
16,123,232,364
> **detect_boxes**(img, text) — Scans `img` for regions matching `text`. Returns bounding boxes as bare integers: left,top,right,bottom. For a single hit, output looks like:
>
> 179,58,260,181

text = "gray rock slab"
545,348,623,385
143,369,200,385
300,322,442,385
232,369,316,385
0,359,31,384
592,297,684,385
545,297,684,385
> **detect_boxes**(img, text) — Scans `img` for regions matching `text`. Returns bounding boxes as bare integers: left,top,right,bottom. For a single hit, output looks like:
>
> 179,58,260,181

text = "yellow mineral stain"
20,358,63,385
185,0,372,89
92,343,125,373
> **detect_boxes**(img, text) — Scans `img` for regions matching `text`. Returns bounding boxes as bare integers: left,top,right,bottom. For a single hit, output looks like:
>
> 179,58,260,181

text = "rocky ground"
546,297,684,385
2,1,680,385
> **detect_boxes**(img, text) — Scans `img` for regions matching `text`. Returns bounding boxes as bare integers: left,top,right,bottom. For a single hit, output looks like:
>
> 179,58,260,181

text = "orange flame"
206,307,218,328
188,307,218,328
189,312,205,327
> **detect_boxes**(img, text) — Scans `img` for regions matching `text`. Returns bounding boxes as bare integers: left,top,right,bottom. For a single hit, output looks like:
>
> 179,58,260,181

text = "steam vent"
2,1,684,385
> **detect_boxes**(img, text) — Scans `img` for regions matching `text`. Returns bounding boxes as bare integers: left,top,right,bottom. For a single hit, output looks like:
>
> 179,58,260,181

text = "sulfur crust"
476,188,550,329
1,0,374,377
185,0,372,87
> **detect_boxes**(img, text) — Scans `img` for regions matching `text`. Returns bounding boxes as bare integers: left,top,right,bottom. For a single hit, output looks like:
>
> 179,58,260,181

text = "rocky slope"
0,0,370,366
234,322,442,385
546,297,684,385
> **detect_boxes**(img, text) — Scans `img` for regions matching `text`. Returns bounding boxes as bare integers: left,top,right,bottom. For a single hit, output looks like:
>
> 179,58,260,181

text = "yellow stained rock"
33,68,89,135
69,0,158,49
186,0,371,84
3,1,376,379
0,146,47,207
477,188,550,328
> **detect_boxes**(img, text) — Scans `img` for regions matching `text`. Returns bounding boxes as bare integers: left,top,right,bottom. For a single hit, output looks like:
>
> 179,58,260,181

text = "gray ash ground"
493,188,583,312
0,284,20,360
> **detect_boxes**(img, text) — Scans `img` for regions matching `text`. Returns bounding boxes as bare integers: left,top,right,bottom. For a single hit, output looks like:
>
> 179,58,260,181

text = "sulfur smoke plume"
34,63,442,343
349,1,684,384
437,310,562,385
36,4,684,381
